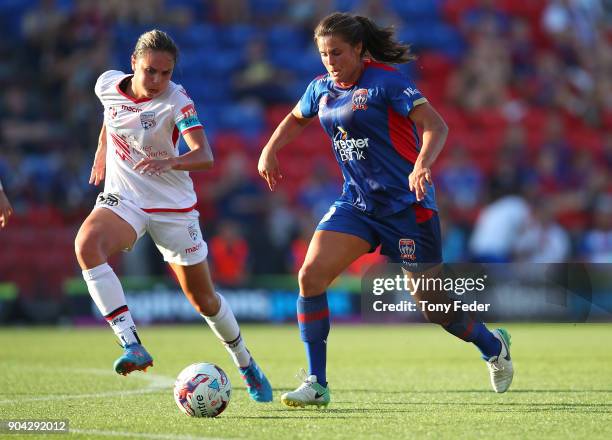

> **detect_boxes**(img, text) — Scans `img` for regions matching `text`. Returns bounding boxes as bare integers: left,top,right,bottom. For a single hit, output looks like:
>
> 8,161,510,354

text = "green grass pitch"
1,323,611,439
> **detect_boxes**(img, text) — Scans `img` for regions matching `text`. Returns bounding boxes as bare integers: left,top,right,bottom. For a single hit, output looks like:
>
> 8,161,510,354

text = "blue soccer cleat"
239,357,273,402
113,343,153,376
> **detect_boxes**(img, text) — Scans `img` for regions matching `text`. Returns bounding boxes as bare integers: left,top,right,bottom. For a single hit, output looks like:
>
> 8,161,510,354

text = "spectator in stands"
514,200,571,263
447,36,511,110
460,0,510,43
437,145,484,210
209,220,249,286
580,194,612,263
232,39,294,104
469,194,531,262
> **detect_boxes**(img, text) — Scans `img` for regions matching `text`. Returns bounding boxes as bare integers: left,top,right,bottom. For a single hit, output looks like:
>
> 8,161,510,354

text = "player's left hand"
133,158,175,176
408,165,432,202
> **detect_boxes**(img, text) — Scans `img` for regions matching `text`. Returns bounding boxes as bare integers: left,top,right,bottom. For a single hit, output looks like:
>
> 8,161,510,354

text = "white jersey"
94,70,203,211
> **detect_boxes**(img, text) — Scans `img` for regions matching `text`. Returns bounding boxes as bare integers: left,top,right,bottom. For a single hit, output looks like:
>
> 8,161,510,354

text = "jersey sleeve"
298,76,325,118
384,73,428,117
172,86,203,134
94,70,124,104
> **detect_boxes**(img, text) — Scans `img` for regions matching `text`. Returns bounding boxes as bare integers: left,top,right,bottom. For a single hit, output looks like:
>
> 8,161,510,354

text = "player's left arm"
132,128,213,175
408,102,448,202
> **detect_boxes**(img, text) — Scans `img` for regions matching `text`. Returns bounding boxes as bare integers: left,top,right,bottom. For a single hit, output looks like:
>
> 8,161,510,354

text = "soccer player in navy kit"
258,12,514,407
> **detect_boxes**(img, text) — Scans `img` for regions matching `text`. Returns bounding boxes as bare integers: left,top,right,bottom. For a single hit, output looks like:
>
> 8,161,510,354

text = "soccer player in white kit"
74,30,272,402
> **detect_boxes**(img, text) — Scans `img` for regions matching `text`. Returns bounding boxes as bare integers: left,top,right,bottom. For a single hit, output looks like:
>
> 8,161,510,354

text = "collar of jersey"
115,74,152,104
332,59,370,90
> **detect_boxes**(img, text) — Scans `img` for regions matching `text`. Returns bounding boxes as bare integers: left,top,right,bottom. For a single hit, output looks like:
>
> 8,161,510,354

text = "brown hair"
314,12,415,64
133,29,179,63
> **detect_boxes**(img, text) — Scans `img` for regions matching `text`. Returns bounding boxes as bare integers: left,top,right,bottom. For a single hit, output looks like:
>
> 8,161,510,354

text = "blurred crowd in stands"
0,0,610,296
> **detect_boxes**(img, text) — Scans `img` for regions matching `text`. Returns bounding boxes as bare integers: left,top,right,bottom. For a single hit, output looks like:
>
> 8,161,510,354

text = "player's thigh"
379,205,442,266
148,210,208,266
300,230,371,291
75,207,139,266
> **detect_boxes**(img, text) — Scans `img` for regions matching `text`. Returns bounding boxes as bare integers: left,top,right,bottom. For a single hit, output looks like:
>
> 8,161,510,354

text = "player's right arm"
89,123,107,186
258,105,313,191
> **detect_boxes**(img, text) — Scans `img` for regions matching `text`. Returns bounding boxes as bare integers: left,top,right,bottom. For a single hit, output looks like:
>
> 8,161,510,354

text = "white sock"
82,263,140,346
202,293,251,368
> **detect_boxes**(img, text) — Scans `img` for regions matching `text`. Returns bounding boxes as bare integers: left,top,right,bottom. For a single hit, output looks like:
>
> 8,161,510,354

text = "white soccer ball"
173,363,231,417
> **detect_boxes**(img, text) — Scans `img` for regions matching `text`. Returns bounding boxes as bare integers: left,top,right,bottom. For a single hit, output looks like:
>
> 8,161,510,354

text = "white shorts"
94,192,208,266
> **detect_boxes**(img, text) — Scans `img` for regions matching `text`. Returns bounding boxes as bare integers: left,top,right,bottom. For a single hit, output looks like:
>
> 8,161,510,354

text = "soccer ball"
173,363,231,417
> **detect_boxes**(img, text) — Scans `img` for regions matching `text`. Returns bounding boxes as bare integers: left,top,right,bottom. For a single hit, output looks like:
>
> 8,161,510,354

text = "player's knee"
74,228,105,268
298,264,330,297
191,292,219,316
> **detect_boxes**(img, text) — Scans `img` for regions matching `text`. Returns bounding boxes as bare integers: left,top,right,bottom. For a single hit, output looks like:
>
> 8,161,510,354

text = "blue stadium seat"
267,25,307,50
391,0,441,22
173,24,218,50
216,103,264,139
219,25,259,49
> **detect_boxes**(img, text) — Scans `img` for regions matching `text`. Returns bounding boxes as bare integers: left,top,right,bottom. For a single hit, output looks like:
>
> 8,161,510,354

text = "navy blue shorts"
316,202,442,264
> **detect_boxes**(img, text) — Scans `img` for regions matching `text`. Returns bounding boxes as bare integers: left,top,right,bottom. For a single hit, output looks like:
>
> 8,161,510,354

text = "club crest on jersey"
399,238,416,260
352,88,369,111
187,223,199,242
140,111,156,129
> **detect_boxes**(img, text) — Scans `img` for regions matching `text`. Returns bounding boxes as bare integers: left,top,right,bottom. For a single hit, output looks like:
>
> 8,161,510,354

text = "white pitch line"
71,429,230,440
0,367,174,404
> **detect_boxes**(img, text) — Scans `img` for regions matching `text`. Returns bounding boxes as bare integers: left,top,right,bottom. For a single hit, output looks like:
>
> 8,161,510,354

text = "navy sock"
297,293,329,386
443,311,501,359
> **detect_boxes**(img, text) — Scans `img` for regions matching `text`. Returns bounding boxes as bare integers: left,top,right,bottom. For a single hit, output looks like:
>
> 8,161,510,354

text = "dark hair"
132,29,179,64
314,12,415,64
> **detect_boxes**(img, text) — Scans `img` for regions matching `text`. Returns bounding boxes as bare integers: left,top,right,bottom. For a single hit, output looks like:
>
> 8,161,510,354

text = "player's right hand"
89,158,106,186
258,147,283,191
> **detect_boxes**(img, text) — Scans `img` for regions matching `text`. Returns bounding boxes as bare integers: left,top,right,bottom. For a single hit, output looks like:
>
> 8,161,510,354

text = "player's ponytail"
133,29,179,64
355,16,415,64
314,12,415,64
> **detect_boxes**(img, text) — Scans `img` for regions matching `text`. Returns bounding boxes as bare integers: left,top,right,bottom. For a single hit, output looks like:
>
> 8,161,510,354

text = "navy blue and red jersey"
299,59,437,217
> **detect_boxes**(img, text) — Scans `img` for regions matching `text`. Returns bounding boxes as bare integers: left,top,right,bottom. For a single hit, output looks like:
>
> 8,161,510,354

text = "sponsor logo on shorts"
140,111,156,129
352,88,369,111
399,238,416,260
96,193,121,207
185,241,203,254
